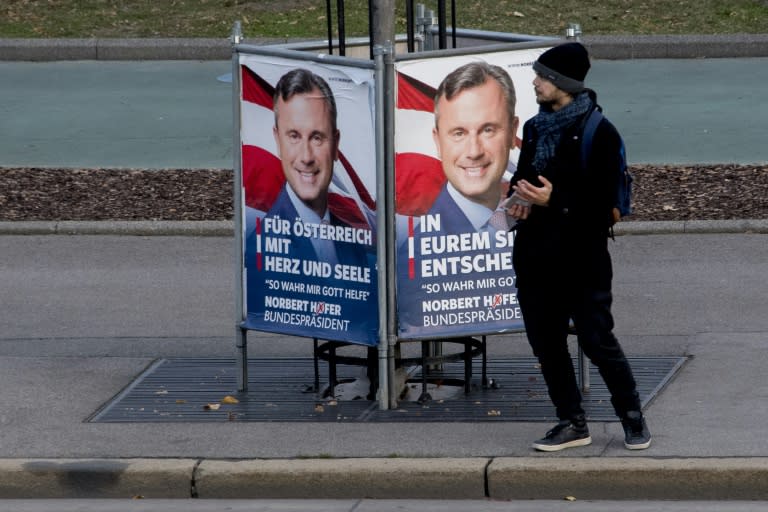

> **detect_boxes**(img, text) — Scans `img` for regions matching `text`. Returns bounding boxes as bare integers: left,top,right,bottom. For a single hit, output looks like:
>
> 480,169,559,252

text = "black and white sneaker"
532,419,592,452
622,411,652,450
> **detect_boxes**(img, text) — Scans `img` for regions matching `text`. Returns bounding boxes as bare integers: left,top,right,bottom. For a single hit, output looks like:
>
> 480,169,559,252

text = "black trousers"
517,274,641,422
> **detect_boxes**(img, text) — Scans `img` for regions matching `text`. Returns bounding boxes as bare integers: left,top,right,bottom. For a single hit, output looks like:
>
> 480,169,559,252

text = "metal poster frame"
231,43,383,396
232,37,559,410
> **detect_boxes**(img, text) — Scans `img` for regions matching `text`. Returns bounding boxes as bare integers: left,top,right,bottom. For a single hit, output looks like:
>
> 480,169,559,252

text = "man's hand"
505,176,552,220
513,176,552,207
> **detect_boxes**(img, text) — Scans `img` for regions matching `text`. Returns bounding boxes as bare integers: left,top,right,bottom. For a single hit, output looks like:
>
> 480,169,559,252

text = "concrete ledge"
0,38,98,60
487,457,768,500
2,219,766,236
584,34,768,59
2,35,768,61
0,220,233,236
0,459,195,498
614,218,768,235
0,37,284,61
0,37,231,61
97,38,231,60
194,458,489,499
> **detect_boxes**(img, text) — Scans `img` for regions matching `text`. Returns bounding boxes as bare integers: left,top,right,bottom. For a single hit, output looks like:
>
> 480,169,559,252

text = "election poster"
394,48,547,339
239,54,378,346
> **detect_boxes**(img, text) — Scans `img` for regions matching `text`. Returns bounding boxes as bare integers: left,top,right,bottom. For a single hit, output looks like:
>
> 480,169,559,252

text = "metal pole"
371,0,396,409
337,0,346,56
373,43,392,410
230,21,247,391
371,0,396,55
566,23,582,40
368,0,374,60
414,4,434,52
406,0,415,53
437,0,447,49
326,0,334,55
383,42,398,409
450,0,457,48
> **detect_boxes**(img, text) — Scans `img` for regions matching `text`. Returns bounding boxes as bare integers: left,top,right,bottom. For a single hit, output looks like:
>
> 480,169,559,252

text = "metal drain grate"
89,356,687,423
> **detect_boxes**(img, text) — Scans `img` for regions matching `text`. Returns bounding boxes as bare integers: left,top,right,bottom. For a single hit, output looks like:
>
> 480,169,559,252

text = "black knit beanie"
533,42,591,94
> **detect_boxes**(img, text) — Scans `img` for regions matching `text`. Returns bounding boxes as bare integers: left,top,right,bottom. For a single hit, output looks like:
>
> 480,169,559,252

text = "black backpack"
580,108,633,224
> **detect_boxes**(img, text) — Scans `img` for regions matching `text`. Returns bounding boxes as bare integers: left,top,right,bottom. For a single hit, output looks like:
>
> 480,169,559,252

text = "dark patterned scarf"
531,91,593,173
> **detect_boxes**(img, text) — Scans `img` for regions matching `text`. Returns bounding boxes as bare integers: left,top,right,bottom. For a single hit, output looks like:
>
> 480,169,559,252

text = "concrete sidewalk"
0,232,767,499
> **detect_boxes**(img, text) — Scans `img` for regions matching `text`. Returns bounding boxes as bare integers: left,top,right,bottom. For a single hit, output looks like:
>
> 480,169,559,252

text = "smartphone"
501,193,531,209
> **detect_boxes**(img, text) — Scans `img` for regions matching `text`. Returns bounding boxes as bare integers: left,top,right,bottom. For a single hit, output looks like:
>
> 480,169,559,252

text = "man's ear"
510,116,520,145
333,129,340,161
272,125,280,158
432,126,441,159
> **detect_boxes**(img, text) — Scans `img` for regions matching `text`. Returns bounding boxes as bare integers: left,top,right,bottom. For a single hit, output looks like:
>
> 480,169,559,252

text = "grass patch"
0,0,766,39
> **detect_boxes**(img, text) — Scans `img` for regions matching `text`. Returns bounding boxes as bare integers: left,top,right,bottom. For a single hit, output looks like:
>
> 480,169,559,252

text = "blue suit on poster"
396,183,523,339
244,185,378,346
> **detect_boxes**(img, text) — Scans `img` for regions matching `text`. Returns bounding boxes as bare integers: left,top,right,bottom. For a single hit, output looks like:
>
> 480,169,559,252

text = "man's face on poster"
273,88,339,216
433,79,518,210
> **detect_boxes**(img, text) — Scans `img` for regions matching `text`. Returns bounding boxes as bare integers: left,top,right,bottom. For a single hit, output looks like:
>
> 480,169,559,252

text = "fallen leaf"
564,496,577,501
221,395,239,404
204,403,221,411
314,404,325,413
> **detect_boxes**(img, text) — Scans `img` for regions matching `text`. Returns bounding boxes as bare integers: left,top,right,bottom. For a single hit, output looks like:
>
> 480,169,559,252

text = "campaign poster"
239,54,378,346
394,48,547,339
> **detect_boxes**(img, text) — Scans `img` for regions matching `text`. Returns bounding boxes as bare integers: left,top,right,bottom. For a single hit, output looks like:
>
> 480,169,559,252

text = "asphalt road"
1,57,767,170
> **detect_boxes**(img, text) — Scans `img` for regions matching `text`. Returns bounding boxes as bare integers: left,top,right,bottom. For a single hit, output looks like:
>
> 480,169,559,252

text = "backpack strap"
580,108,603,170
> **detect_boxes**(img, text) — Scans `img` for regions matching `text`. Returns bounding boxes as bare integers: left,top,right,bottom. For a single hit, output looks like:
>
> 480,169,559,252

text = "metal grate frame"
89,356,687,423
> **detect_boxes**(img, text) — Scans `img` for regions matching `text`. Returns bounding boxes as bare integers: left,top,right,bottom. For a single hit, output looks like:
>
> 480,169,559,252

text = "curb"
2,457,768,500
2,34,768,61
0,220,233,236
0,459,195,499
487,457,768,500
1,219,767,236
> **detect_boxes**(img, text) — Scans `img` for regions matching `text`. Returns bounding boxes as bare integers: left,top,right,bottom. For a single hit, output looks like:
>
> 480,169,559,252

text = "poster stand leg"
313,338,321,393
463,339,472,393
417,341,432,404
569,320,590,393
481,336,489,388
236,327,248,392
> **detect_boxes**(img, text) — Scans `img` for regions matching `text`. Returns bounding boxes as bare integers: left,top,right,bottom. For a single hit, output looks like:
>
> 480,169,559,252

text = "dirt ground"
1,165,766,222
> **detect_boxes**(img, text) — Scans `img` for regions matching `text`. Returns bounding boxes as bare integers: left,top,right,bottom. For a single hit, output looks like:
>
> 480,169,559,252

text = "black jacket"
510,90,624,290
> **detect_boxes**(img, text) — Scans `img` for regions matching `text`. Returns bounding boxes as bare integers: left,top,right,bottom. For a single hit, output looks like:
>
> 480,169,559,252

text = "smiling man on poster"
242,63,378,346
396,60,523,338
429,61,520,234
267,68,370,267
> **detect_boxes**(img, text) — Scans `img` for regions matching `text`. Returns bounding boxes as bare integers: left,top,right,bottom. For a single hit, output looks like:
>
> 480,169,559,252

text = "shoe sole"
532,436,592,452
625,438,652,450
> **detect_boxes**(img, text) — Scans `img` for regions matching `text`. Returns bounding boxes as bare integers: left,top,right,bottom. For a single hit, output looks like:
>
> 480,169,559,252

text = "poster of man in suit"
395,48,545,339
239,56,378,346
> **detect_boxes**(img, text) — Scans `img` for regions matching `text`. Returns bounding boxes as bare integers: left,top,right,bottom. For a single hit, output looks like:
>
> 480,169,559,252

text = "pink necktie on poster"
488,209,510,232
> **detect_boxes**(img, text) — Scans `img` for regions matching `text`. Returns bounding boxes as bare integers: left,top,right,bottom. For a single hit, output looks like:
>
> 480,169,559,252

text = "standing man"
507,42,652,451
429,61,519,234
